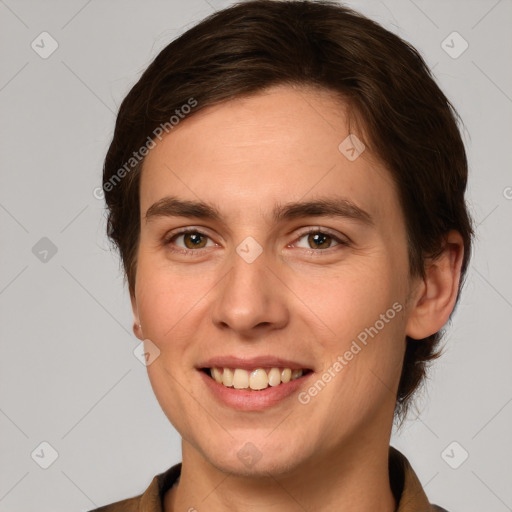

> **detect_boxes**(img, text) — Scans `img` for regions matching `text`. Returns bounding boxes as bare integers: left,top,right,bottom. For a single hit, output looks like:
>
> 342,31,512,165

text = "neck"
164,438,396,512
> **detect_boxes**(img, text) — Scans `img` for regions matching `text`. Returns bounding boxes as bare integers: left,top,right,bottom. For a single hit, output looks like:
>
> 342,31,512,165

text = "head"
103,0,472,475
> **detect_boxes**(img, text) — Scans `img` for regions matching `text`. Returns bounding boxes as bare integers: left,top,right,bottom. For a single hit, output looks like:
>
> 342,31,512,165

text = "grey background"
1,0,511,511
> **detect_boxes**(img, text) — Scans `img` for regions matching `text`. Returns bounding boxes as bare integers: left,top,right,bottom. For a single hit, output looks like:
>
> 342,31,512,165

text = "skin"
130,85,464,511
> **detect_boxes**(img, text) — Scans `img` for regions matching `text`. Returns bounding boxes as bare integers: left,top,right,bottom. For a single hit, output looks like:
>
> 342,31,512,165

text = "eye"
166,230,216,251
292,229,347,250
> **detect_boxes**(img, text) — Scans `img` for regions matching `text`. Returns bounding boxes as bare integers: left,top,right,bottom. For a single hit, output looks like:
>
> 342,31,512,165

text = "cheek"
288,258,402,345
135,255,217,342
288,260,407,404
134,261,210,434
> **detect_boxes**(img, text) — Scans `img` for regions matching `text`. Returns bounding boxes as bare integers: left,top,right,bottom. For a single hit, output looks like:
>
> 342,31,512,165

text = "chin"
198,433,311,478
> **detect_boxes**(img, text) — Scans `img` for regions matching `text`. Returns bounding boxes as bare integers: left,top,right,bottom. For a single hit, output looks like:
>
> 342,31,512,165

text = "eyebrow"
145,196,374,226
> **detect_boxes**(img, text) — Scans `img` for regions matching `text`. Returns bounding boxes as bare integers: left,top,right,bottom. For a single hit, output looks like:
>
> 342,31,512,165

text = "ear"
406,230,465,340
130,292,144,340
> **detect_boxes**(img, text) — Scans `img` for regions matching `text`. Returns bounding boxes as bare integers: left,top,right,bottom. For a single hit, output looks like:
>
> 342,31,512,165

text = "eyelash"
291,228,350,253
163,227,350,257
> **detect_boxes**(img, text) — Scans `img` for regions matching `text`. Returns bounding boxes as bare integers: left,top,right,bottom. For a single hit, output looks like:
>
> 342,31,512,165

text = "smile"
204,367,311,391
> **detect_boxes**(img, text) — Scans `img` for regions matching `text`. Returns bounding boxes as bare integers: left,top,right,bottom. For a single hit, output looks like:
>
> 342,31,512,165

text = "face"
132,85,419,477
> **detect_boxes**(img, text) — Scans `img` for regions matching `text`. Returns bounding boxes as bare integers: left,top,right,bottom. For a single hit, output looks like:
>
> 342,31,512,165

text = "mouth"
201,366,313,391
197,356,314,410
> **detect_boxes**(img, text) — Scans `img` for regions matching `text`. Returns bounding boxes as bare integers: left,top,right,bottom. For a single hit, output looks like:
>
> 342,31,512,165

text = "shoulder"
389,447,451,512
87,462,182,512
87,495,141,512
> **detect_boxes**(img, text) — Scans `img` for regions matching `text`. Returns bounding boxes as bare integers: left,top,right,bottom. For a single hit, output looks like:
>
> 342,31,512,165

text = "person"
91,1,473,510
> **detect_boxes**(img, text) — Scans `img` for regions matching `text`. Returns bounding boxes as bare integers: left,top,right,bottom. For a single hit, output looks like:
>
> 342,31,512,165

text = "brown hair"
103,0,473,418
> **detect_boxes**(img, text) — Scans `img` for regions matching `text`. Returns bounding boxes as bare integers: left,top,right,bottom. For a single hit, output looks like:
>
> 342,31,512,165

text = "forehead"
139,85,400,225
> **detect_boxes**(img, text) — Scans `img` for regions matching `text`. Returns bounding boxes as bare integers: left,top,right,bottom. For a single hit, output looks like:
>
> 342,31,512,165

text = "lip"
199,369,313,411
197,356,311,371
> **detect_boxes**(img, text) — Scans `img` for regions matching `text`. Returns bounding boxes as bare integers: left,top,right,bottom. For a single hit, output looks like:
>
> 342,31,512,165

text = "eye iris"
184,232,206,249
308,232,331,249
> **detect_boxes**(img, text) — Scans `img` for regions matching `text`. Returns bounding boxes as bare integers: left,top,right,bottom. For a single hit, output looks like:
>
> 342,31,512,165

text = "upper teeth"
210,367,304,390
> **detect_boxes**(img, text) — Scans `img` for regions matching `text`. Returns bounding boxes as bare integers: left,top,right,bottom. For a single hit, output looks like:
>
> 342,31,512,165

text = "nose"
211,250,290,337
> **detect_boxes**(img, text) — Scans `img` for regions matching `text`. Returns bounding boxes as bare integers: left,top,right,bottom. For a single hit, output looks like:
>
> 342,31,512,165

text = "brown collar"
91,447,445,511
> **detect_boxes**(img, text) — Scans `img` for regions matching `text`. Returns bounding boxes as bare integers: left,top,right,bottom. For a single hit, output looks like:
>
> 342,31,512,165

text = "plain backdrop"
1,0,511,511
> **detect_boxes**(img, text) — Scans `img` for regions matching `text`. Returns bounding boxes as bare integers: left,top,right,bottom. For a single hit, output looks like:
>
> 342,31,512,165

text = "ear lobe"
130,293,143,340
406,230,465,340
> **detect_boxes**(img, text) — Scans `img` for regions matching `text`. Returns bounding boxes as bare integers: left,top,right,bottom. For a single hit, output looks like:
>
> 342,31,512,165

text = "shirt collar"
389,446,434,511
135,447,436,512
